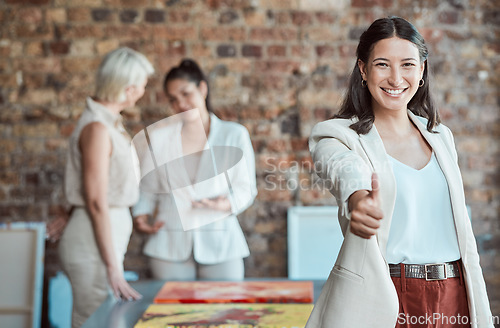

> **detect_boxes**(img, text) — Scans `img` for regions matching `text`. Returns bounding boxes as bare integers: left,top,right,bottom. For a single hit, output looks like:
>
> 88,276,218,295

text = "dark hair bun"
164,58,212,112
179,59,203,74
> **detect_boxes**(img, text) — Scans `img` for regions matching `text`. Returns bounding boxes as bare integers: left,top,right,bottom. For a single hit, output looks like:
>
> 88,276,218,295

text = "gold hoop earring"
361,80,367,87
419,79,425,87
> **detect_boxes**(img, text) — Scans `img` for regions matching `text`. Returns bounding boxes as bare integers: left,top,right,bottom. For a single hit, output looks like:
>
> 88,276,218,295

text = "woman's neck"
94,98,124,116
373,109,413,138
186,110,210,134
183,110,211,138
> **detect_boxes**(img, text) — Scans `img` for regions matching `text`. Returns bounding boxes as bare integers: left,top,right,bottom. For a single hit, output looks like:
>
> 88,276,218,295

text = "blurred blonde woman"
58,47,154,327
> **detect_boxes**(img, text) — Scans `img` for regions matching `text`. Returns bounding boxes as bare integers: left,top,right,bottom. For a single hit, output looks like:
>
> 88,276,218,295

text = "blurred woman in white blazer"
307,17,493,328
132,59,257,281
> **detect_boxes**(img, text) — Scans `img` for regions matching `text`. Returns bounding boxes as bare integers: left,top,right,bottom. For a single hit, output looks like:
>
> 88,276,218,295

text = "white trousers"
58,207,132,328
149,254,245,281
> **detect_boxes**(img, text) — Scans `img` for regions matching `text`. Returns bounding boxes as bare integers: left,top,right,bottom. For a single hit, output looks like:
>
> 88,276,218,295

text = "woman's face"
126,78,148,107
165,78,208,116
358,36,425,114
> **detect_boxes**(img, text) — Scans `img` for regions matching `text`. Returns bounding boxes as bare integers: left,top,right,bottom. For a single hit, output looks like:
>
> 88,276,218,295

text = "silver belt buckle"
425,263,447,281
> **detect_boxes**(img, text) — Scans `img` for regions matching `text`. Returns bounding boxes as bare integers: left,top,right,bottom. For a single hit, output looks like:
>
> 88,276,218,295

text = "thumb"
369,172,380,203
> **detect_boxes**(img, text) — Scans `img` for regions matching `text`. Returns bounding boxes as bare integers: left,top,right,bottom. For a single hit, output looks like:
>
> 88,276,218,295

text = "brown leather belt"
389,261,461,281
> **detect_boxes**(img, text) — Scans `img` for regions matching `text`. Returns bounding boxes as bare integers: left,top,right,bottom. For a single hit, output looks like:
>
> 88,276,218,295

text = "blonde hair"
95,47,154,102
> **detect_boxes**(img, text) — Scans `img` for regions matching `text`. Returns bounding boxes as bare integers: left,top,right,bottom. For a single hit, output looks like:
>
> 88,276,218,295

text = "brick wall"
0,0,498,315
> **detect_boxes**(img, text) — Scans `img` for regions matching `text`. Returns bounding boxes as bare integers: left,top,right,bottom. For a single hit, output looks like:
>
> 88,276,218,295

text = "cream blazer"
307,111,493,328
132,114,257,264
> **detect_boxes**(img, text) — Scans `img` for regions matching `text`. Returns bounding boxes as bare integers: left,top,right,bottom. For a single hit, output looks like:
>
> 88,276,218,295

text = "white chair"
287,206,344,280
0,222,46,328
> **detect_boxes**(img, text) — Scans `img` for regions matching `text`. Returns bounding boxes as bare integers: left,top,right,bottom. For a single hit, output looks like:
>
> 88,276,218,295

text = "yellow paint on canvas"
134,303,314,328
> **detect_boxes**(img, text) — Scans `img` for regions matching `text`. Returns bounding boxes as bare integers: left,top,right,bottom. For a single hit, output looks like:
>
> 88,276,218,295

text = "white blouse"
65,97,139,207
385,152,461,264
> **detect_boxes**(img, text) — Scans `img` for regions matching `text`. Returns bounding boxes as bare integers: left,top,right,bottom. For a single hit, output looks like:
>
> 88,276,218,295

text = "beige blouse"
64,97,139,207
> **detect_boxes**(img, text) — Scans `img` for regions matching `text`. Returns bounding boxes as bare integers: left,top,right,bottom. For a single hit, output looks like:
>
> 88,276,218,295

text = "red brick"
338,44,356,58
316,45,335,57
0,139,17,153
299,188,335,205
213,106,238,122
351,0,393,7
119,0,150,6
267,11,290,25
243,9,266,26
106,25,153,40
207,0,221,9
267,45,286,57
301,26,343,42
438,10,460,24
144,9,165,23
257,154,297,171
168,10,191,23
15,24,52,39
62,57,99,74
5,0,49,4
58,88,92,105
219,10,239,24
217,44,237,57
14,58,62,74
153,26,197,40
49,41,71,55
119,9,138,23
250,27,297,41
256,187,293,202
242,44,262,57
263,0,296,10
291,11,313,26
261,75,286,90
254,60,301,74
15,7,43,24
316,12,337,24
291,138,308,152
190,43,213,57
60,123,76,137
67,8,91,22
291,45,313,58
57,25,104,39
46,8,67,23
13,123,57,139
313,108,335,121
200,26,246,41
265,139,289,153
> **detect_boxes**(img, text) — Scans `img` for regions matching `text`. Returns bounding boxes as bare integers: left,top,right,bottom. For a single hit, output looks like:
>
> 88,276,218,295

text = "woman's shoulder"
311,117,359,139
212,115,249,137
410,112,452,135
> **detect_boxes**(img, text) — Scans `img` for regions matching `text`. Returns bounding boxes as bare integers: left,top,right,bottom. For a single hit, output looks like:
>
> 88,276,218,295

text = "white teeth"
383,88,404,95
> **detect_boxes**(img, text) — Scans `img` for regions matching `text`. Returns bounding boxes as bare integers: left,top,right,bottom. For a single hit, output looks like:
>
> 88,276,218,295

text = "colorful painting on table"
134,303,314,328
153,281,314,304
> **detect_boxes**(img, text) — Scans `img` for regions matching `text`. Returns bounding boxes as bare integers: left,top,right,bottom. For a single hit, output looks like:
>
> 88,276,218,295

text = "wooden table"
82,279,325,328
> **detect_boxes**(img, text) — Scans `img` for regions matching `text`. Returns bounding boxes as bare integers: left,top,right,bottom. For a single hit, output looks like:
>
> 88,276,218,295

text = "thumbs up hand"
347,173,384,239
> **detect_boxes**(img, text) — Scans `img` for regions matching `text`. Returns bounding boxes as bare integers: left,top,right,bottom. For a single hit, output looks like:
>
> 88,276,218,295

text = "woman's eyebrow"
372,57,418,62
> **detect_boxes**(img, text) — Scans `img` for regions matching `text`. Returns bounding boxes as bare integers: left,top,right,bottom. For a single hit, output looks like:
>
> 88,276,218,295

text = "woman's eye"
376,62,388,67
403,63,416,67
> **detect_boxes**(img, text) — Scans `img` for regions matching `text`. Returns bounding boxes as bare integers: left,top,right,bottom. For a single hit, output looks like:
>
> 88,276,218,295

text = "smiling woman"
358,37,424,115
306,16,494,328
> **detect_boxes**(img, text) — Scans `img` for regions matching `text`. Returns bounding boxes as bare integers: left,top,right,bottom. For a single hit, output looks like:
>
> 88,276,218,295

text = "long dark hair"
163,58,212,112
336,16,439,134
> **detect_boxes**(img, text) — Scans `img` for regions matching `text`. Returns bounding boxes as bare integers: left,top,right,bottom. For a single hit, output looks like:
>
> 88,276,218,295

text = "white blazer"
132,113,257,264
307,111,493,328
